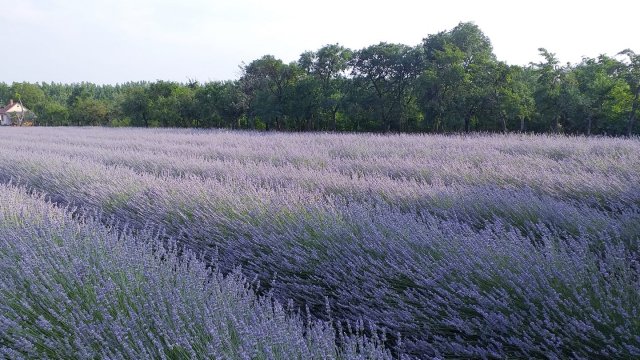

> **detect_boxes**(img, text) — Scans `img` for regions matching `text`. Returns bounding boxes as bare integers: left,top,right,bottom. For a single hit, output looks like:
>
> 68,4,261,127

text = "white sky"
2,0,638,84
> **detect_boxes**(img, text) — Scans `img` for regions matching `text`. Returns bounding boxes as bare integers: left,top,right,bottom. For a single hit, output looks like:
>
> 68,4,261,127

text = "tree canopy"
1,22,637,135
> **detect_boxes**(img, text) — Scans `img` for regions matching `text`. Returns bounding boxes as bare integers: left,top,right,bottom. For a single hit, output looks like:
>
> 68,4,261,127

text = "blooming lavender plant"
0,184,391,359
0,127,638,358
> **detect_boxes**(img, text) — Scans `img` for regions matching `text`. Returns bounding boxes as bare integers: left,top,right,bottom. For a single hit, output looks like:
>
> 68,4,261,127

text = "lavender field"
0,127,639,359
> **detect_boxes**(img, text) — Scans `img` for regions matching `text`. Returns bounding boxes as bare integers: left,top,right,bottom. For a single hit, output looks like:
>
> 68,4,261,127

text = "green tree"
40,82,74,106
350,43,422,132
172,86,197,127
10,82,46,120
299,44,352,130
418,22,500,132
217,81,248,129
66,83,99,108
195,81,246,129
0,83,11,104
40,102,70,126
496,65,536,132
241,55,300,130
195,82,224,128
70,98,109,126
285,74,322,130
618,49,640,135
121,86,151,127
532,48,564,132
571,56,626,135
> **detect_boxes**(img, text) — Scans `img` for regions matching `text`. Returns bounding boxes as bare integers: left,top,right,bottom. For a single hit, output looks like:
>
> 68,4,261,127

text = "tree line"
2,23,638,135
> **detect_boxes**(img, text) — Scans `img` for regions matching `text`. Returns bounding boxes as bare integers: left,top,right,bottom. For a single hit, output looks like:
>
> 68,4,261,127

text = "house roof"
0,101,29,114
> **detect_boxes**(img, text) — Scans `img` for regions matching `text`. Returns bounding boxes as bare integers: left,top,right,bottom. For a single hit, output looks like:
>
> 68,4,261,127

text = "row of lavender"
3,129,637,204
3,129,639,243
0,184,390,359
0,127,638,358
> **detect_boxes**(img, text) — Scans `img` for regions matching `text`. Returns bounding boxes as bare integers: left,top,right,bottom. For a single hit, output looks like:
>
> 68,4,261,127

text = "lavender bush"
0,127,638,358
0,184,390,359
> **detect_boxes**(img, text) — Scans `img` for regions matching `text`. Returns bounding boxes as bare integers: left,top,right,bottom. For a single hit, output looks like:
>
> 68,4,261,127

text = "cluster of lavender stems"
0,184,391,359
0,127,638,358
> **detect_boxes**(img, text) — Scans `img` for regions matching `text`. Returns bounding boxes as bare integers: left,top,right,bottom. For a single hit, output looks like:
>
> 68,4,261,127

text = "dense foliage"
0,128,638,358
1,23,639,135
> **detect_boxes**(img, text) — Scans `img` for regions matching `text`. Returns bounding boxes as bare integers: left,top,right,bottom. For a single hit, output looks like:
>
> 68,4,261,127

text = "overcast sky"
2,0,638,84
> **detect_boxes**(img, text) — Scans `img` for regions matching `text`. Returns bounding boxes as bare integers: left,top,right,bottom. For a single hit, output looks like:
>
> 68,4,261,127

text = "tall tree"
40,101,70,126
10,82,46,111
0,83,12,104
121,86,151,127
350,43,422,132
532,48,564,132
70,97,109,126
496,65,536,132
195,81,246,128
571,56,625,135
241,55,300,130
618,49,640,135
299,44,353,130
418,22,499,132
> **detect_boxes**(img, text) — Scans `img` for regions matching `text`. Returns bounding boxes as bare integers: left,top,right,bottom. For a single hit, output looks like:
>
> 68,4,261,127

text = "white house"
0,99,30,125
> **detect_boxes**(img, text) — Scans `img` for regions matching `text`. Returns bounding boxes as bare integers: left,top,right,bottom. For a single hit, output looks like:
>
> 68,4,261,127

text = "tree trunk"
627,85,639,136
331,107,338,131
500,112,507,133
587,115,592,136
520,116,525,132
